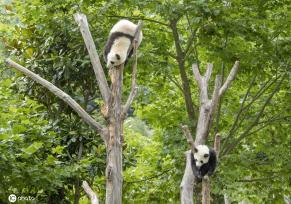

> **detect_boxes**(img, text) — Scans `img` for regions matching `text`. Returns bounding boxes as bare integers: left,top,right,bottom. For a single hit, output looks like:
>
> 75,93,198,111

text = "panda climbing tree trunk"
180,62,239,204
6,13,142,204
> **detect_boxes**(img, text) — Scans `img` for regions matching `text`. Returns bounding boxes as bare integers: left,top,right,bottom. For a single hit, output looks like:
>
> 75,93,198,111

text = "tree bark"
105,65,124,204
180,151,195,204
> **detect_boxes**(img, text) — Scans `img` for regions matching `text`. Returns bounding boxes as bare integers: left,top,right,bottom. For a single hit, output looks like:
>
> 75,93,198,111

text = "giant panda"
190,145,217,179
104,19,143,67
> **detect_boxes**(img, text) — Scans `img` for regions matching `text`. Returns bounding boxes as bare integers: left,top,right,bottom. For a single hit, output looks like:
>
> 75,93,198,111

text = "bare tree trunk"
180,151,195,204
105,66,124,204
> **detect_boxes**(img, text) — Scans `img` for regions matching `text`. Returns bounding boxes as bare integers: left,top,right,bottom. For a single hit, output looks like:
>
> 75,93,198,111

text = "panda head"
193,145,210,168
106,52,126,68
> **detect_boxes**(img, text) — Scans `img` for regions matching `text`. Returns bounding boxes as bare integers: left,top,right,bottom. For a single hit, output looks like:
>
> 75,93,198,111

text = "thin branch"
225,77,278,142
236,176,278,182
244,115,290,137
74,13,110,105
223,75,286,155
222,77,278,151
5,59,108,143
123,21,143,116
257,114,290,125
241,77,278,112
126,21,143,58
125,169,172,184
184,33,196,56
82,181,99,204
184,14,197,56
122,45,138,116
222,76,256,149
219,61,239,97
214,62,226,134
167,75,184,92
206,75,222,135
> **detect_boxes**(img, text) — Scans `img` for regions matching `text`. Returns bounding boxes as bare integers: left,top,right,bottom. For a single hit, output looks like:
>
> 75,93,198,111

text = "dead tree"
180,61,239,204
5,13,142,204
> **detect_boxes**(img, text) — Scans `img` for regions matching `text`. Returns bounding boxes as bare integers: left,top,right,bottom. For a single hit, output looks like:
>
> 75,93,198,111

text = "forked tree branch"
74,13,110,105
181,61,239,204
82,181,99,204
123,21,143,116
5,59,108,144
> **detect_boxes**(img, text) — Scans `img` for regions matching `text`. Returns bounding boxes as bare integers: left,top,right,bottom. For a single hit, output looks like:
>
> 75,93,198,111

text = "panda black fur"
190,145,217,179
104,19,143,67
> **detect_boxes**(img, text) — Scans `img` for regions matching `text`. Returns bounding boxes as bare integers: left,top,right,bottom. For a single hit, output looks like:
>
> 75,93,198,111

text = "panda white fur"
104,19,143,67
190,145,217,179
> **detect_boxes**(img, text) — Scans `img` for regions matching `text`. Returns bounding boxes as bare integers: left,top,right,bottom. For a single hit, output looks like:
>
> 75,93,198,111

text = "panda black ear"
204,154,209,158
194,147,198,153
116,54,121,60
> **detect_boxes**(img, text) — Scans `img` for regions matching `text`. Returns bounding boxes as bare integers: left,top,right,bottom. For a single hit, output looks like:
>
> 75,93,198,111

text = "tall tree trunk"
105,66,124,204
170,19,197,131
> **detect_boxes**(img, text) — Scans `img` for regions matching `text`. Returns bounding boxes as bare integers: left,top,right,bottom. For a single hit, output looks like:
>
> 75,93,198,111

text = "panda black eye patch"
200,161,203,163
110,61,114,64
